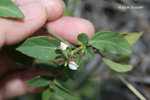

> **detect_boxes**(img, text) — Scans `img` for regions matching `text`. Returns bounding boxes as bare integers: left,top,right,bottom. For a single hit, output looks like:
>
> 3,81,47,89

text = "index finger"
44,16,95,44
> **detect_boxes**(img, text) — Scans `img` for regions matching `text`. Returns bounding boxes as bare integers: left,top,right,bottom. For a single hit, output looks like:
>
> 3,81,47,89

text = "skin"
0,0,95,99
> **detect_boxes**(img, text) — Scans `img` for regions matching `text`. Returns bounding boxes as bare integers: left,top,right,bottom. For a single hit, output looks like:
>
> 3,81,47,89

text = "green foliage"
63,0,78,16
102,58,133,72
36,59,76,82
16,36,61,60
15,30,141,99
42,80,75,100
76,55,84,71
89,31,132,56
0,0,24,18
63,9,74,16
73,0,78,5
122,32,143,46
42,88,55,100
2,44,33,66
0,1,143,100
85,49,95,58
36,59,59,72
42,88,70,100
77,33,89,45
53,80,75,100
10,93,42,100
26,76,53,87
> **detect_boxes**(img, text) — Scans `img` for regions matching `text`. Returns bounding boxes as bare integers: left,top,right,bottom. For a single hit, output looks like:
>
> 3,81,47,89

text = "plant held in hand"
0,0,143,100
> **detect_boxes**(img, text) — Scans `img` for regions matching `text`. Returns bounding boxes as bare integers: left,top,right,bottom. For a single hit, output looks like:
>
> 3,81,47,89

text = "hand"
0,0,95,99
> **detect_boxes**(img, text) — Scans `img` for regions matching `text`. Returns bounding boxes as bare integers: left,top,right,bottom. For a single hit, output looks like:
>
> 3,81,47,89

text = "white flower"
60,42,68,50
68,61,79,70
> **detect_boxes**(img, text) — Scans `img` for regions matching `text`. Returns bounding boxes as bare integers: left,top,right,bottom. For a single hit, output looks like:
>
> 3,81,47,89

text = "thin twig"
118,75,147,100
42,27,76,49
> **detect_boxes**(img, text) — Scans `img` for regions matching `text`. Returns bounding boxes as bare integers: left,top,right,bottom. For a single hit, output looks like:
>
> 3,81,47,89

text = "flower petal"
60,42,68,50
68,61,79,70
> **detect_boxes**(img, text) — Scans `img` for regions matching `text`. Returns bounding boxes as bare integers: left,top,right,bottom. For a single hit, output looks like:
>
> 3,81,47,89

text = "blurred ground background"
10,0,150,100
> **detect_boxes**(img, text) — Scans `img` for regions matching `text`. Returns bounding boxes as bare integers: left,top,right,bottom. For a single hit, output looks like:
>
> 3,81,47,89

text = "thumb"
0,1,47,48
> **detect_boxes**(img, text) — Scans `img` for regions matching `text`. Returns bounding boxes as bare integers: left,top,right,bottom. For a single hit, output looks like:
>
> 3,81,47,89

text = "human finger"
45,16,95,44
0,1,47,48
12,0,64,21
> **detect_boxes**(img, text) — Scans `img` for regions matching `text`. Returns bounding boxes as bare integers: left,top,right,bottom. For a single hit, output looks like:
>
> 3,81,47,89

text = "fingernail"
19,2,46,19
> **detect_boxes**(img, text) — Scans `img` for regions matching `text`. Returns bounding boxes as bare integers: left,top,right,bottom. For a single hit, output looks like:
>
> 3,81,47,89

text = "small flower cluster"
60,42,79,70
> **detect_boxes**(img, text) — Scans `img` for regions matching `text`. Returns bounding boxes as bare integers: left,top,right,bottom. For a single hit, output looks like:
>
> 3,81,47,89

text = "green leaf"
62,51,69,59
89,31,132,56
77,33,89,44
36,59,58,68
42,88,51,100
122,32,143,46
85,49,95,58
102,58,133,72
26,76,53,87
36,59,58,73
76,55,84,71
2,44,33,66
42,88,66,100
16,36,61,60
53,80,75,100
0,0,24,18
42,88,53,100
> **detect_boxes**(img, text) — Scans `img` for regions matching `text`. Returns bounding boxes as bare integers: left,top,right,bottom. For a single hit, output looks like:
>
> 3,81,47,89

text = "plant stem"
42,27,76,48
72,46,83,54
118,75,146,100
